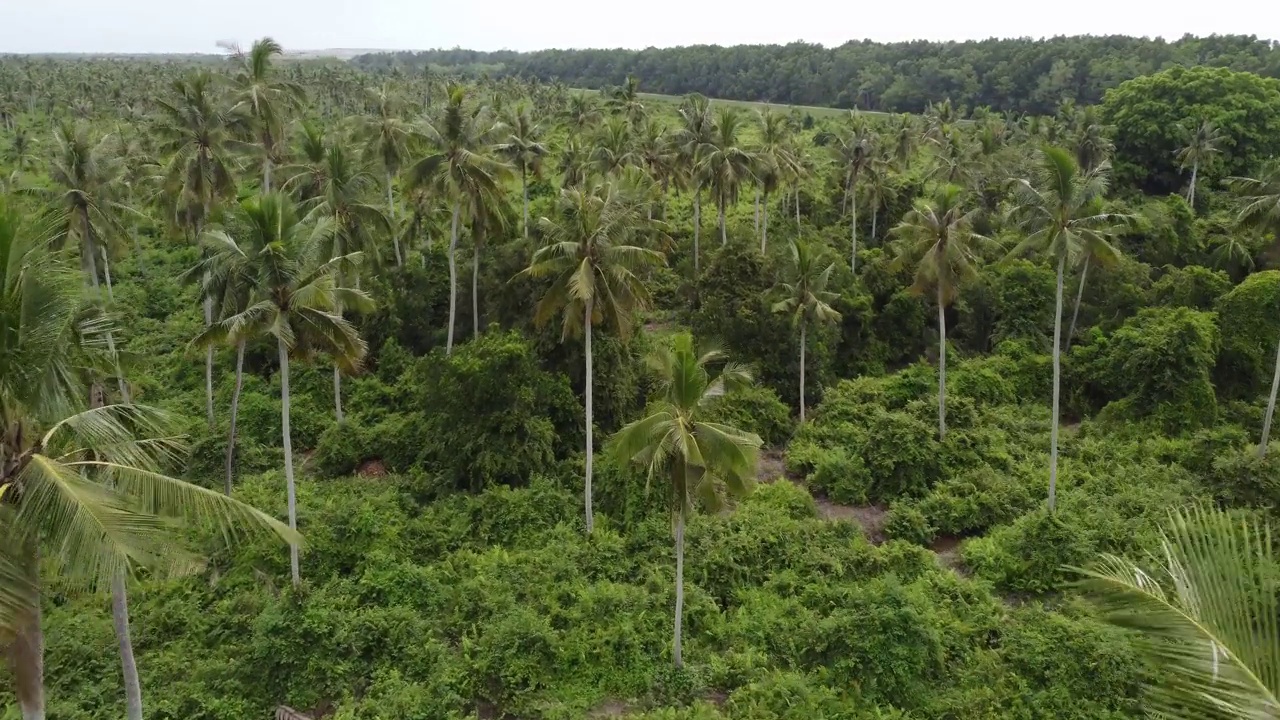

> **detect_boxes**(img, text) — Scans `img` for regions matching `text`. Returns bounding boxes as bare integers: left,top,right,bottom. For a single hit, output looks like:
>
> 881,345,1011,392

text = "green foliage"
1216,270,1280,398
705,385,793,448
1151,264,1232,310
1104,66,1280,194
883,504,935,545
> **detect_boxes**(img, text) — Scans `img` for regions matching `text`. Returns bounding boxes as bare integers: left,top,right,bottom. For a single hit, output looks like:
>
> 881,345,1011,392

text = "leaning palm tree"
0,199,296,720
1009,146,1122,511
228,36,305,192
194,193,369,587
495,100,548,239
153,70,239,429
1176,119,1223,209
608,333,761,668
359,84,418,266
1227,161,1280,455
406,84,510,355
892,184,987,440
522,180,666,535
699,107,756,246
772,238,841,423
1076,505,1280,720
1064,227,1123,351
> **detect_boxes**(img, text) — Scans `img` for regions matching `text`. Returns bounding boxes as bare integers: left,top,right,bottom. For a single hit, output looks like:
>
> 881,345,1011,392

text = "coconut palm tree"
1176,119,1223,209
752,107,793,253
827,119,874,271
228,36,305,193
1064,227,1122,351
564,92,602,132
558,134,591,189
1073,106,1113,174
359,84,417,266
772,238,841,423
675,93,714,276
496,100,548,239
153,70,239,430
610,75,646,127
590,115,637,178
1076,505,1280,720
0,199,296,720
522,179,666,535
699,107,756,246
194,193,369,587
892,184,987,440
862,155,896,245
635,118,676,219
892,113,918,170
1010,146,1122,511
608,333,761,668
1227,161,1280,455
406,84,510,355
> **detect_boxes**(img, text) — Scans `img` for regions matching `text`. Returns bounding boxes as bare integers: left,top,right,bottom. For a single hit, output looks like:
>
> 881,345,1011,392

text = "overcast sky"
2,0,1277,54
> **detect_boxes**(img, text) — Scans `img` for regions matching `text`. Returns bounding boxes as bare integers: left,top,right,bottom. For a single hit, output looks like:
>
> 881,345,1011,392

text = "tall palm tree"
523,180,666,535
608,333,761,668
496,100,548,239
635,118,676,219
1227,161,1280,455
892,113,918,170
557,134,591,189
1073,106,1113,174
1176,119,1223,209
609,75,646,127
1077,505,1280,720
772,238,841,423
0,199,296,720
590,115,637,178
153,70,239,430
1064,227,1122,351
195,193,369,587
752,107,794,253
229,36,305,193
892,184,986,440
699,107,756,246
675,94,714,276
406,84,510,355
564,92,602,133
862,155,896,245
1010,146,1121,511
359,85,417,266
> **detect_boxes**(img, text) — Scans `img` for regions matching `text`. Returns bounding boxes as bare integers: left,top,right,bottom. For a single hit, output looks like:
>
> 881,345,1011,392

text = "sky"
2,0,1278,54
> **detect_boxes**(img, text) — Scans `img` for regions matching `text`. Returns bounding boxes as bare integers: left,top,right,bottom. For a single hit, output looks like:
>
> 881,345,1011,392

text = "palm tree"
892,185,986,440
523,180,666,535
892,113,918,170
229,36,305,193
564,92,602,132
752,107,793,253
608,333,761,668
1064,229,1122,351
635,118,676,219
700,107,756,246
195,193,369,587
1010,146,1122,511
862,155,896,245
1077,505,1280,720
296,143,390,423
359,85,417,266
0,199,296,720
153,70,239,429
406,84,510,355
676,94,714,276
590,115,637,178
772,238,841,423
558,134,591,189
496,100,548,239
1073,106,1113,174
610,75,646,127
1227,162,1280,455
1176,119,1223,209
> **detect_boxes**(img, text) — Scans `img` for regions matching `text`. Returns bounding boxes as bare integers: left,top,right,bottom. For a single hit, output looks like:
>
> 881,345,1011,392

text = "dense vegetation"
354,35,1280,114
2,33,1280,720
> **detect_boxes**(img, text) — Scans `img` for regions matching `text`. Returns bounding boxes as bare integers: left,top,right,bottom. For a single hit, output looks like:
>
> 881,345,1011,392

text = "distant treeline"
352,35,1280,115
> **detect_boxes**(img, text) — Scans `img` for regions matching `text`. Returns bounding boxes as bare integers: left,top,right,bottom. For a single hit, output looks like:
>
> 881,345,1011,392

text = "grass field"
577,87,889,119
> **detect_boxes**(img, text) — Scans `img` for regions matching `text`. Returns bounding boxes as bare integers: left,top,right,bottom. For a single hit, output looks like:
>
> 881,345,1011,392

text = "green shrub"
916,466,1038,536
1207,444,1280,510
707,384,794,447
964,508,1095,594
806,447,871,505
883,504,935,545
1216,270,1280,398
725,671,859,719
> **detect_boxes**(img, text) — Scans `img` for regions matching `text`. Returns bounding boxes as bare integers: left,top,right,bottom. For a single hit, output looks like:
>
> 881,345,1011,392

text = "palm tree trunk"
719,198,727,245
799,322,807,424
1049,254,1065,512
263,158,272,193
761,191,769,253
794,184,801,229
279,337,301,587
937,285,947,441
521,165,530,240
1188,160,1198,208
472,241,481,339
1259,334,1280,457
332,366,344,425
225,340,245,495
850,192,858,273
584,298,595,535
692,186,701,278
388,172,403,267
111,573,143,720
1065,257,1090,351
673,508,685,669
10,585,44,720
754,186,760,238
447,202,460,355
100,246,114,300
871,206,878,244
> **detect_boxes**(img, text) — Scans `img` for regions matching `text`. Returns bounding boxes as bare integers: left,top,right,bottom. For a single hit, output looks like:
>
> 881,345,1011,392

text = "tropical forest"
2,32,1280,720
